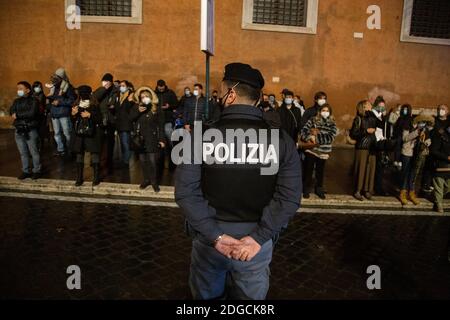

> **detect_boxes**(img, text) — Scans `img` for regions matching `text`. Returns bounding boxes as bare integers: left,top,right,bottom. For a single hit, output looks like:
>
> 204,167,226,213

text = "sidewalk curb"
0,176,448,211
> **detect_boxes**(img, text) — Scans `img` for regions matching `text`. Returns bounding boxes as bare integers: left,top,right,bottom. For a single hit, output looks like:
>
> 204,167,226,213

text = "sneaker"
18,172,31,180
31,172,42,180
354,192,364,201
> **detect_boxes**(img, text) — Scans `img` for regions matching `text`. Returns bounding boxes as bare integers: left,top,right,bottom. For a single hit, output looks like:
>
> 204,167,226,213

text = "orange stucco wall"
0,0,449,137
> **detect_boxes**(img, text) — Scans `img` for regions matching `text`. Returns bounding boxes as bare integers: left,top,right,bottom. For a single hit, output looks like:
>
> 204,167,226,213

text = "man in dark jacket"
276,90,302,145
183,83,207,131
47,68,76,156
175,63,301,300
155,79,178,174
299,91,327,130
10,81,42,180
94,73,119,174
431,124,450,214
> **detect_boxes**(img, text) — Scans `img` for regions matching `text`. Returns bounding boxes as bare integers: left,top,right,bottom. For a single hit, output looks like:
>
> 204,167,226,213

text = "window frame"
242,0,319,34
400,0,450,46
64,0,142,24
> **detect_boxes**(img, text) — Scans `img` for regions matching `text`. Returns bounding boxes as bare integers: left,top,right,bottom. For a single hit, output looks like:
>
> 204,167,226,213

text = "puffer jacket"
9,94,40,129
48,83,77,119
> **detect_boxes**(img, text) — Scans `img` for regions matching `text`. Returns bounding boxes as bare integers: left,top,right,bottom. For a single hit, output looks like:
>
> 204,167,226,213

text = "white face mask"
193,90,199,97
17,90,25,97
318,99,326,106
321,111,330,119
119,86,128,94
142,97,151,105
439,109,447,117
285,98,293,105
34,87,42,93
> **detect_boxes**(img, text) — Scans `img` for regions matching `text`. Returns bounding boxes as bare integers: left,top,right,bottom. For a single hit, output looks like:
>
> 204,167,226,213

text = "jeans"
15,129,41,173
189,221,273,300
51,117,72,152
119,131,131,164
400,155,417,191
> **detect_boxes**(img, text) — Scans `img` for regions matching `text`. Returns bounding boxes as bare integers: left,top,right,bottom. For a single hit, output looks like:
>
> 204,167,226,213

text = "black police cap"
223,63,265,89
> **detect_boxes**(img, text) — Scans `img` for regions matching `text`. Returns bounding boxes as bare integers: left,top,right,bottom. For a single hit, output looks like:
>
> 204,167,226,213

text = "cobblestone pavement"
1,196,449,300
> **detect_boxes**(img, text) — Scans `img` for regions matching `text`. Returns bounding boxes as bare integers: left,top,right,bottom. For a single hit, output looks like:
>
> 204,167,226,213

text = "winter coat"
9,94,40,130
48,83,76,119
130,105,165,154
155,86,178,124
430,128,450,179
183,96,207,126
115,92,135,132
71,100,104,154
94,86,119,127
300,116,337,154
300,103,320,129
277,104,302,143
349,111,378,150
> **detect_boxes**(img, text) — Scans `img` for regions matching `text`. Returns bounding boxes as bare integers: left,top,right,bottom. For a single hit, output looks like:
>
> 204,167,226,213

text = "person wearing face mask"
94,73,119,174
387,104,402,169
129,87,165,192
350,100,378,201
430,123,450,214
32,81,50,151
300,104,337,199
114,80,136,168
397,104,424,206
10,81,42,180
276,90,302,145
300,91,327,130
183,83,207,132
372,96,391,196
46,68,76,157
71,85,103,186
175,62,301,300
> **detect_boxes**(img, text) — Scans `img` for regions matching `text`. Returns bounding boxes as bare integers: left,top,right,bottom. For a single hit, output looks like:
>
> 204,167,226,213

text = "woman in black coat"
130,87,166,192
71,85,103,186
116,80,136,167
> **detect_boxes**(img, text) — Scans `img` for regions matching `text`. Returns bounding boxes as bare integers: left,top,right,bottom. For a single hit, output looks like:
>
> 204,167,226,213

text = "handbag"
75,117,94,137
131,123,145,152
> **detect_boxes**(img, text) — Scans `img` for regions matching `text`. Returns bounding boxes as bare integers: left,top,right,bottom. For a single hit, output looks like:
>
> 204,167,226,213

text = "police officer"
175,63,302,300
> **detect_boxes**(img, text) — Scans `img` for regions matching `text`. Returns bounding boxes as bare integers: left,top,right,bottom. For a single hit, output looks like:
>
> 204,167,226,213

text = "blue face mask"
17,90,25,97
403,109,408,116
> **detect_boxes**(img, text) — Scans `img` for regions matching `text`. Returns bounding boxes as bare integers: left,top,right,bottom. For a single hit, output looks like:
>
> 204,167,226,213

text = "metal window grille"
76,0,133,17
252,0,307,27
410,0,450,39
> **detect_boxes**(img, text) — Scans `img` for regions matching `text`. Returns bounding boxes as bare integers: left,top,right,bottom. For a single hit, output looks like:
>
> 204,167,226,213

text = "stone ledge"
0,176,448,211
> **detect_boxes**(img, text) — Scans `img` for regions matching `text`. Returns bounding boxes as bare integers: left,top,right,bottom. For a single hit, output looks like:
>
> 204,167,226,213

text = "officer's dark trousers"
189,221,273,300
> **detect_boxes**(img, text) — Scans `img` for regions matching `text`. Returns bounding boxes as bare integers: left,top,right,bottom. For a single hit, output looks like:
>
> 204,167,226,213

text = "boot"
75,163,84,186
140,161,152,189
399,189,408,206
409,190,420,205
92,164,101,186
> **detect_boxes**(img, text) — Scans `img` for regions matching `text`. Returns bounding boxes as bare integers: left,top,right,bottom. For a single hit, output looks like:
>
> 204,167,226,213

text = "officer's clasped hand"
214,234,262,262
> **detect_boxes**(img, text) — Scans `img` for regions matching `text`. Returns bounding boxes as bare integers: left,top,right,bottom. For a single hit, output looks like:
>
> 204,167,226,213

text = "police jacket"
175,104,302,246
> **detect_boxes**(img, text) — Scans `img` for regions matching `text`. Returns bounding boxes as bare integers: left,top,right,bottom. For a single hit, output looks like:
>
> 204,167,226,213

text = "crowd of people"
8,67,449,212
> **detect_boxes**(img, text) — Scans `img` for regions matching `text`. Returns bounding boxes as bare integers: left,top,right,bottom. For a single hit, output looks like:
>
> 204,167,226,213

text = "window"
242,0,318,34
65,0,142,24
400,0,450,46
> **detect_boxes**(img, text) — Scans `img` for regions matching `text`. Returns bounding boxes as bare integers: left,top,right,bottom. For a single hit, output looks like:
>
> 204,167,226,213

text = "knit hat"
77,85,92,100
